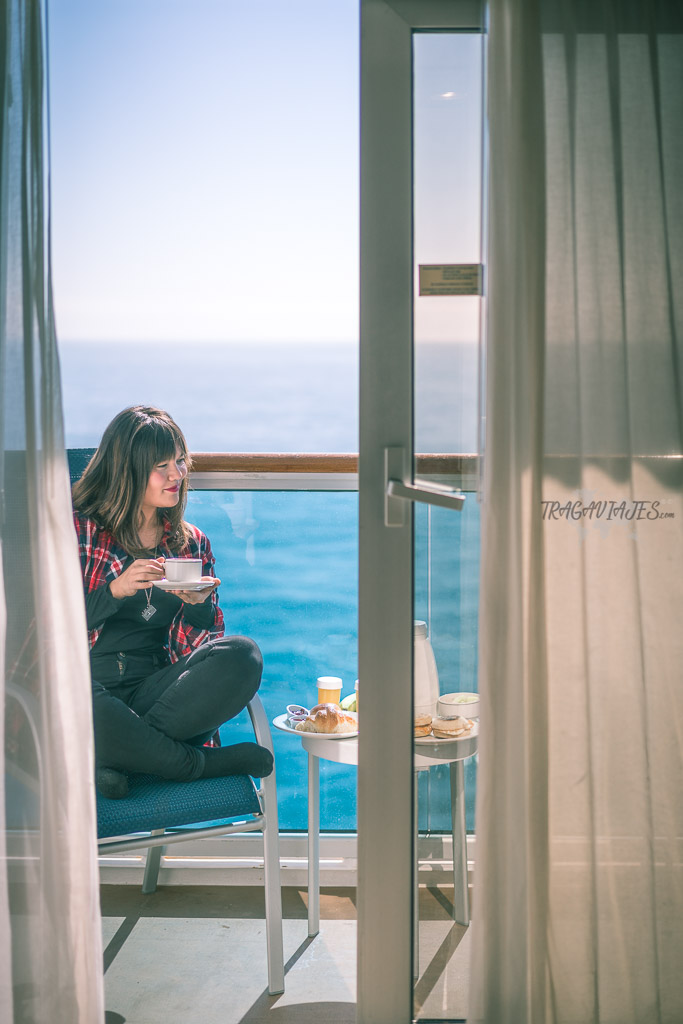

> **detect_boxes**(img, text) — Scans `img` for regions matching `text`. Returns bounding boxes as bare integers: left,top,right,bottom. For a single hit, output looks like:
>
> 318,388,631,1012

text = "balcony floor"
101,885,471,1023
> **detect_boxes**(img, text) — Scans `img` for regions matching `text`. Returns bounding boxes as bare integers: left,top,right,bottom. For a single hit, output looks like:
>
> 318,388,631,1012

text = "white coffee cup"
164,558,202,583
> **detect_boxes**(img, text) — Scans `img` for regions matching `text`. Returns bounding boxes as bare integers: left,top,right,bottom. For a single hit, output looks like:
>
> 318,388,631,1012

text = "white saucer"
153,578,216,592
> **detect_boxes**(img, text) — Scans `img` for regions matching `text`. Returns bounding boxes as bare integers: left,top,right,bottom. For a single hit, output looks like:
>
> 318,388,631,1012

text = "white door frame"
358,2,484,1021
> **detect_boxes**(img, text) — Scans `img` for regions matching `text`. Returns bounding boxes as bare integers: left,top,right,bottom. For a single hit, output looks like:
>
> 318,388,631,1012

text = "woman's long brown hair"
72,406,193,556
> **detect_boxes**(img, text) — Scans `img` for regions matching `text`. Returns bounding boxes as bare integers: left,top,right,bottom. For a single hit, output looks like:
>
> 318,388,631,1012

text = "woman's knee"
207,635,263,691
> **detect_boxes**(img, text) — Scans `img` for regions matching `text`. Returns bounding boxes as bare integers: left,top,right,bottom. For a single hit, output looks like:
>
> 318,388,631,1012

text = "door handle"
384,447,465,526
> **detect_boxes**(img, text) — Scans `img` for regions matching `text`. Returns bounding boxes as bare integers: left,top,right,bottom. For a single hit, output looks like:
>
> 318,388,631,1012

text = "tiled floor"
101,886,470,1023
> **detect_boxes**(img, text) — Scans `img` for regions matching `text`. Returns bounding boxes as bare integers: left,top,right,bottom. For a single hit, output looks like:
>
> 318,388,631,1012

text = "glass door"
412,30,484,1022
358,3,485,1022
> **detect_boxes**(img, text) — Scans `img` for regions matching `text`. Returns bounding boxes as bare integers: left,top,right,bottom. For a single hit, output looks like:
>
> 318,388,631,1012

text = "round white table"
274,715,478,943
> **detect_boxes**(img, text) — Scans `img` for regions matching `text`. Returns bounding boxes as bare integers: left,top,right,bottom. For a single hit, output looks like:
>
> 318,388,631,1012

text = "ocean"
60,340,480,831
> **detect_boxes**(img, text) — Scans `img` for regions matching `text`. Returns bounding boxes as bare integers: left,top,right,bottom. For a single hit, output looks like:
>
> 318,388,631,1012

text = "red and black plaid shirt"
73,510,225,663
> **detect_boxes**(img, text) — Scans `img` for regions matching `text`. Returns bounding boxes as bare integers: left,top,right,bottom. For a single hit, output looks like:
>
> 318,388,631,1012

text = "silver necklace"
141,543,159,621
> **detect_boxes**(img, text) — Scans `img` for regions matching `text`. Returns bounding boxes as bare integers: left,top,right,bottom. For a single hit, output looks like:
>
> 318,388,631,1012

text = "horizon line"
57,336,479,346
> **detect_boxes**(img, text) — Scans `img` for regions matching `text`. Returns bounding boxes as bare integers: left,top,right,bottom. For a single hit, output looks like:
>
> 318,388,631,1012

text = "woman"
72,405,273,798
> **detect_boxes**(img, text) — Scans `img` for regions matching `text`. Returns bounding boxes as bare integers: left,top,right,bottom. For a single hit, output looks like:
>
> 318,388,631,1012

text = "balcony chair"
7,678,284,995
65,447,285,995
97,695,284,995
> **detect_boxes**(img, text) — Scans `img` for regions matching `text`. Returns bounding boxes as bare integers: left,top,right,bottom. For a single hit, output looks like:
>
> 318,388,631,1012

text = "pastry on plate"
296,705,357,734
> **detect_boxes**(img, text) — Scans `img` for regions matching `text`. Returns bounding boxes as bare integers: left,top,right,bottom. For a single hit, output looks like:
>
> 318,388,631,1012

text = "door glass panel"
414,32,483,463
413,32,484,1022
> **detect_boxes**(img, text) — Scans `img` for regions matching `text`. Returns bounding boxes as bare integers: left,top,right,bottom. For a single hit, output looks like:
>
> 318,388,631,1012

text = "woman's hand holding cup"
109,557,166,600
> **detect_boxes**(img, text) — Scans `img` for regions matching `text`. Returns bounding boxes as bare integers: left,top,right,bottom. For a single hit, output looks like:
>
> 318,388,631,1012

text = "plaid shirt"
73,511,225,663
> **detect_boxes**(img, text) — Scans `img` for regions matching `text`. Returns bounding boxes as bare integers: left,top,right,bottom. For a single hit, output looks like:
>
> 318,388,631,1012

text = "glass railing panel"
186,488,358,832
186,483,480,834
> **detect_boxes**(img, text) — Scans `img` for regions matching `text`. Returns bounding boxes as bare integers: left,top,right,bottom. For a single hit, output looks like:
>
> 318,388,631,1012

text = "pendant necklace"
141,542,159,622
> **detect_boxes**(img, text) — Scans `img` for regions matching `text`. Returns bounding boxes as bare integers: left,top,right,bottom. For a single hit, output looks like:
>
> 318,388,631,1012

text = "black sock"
200,742,274,779
96,767,129,799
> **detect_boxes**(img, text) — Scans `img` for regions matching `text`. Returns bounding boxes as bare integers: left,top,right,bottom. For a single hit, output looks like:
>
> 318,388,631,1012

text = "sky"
48,0,360,343
48,1,482,345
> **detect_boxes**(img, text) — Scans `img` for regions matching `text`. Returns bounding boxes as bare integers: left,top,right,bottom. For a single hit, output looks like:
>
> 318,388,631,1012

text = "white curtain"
470,1,683,1022
1,1,104,1021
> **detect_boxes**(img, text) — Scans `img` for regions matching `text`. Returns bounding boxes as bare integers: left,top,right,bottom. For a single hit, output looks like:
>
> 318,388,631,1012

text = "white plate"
414,720,478,744
273,712,358,739
153,578,217,592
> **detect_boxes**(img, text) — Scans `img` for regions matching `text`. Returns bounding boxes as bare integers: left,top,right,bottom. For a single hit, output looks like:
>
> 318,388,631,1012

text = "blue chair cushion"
97,772,261,839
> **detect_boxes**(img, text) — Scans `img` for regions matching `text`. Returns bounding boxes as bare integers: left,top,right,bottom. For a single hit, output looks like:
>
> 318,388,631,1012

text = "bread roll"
431,715,473,739
296,706,357,734
414,713,432,737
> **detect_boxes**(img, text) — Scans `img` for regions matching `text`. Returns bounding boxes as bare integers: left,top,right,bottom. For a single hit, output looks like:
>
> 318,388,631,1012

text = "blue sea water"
59,339,480,454
60,340,480,831
59,340,360,453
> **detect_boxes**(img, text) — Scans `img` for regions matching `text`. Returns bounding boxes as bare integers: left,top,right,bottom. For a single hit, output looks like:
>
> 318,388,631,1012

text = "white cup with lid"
317,675,342,706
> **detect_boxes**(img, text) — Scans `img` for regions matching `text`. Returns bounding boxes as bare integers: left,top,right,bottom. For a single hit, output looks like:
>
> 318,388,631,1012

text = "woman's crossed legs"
93,636,273,796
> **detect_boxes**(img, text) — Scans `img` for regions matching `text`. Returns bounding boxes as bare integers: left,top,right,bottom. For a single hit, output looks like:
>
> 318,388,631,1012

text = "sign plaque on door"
419,263,482,296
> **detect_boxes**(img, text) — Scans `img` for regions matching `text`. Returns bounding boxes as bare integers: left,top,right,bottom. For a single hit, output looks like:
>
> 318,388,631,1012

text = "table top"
273,714,478,767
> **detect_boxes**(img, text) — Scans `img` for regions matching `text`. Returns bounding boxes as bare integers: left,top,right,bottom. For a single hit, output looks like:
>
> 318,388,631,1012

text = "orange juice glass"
317,675,342,706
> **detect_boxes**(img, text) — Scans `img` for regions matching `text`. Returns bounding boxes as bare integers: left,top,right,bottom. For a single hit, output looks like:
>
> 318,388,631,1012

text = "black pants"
91,635,263,781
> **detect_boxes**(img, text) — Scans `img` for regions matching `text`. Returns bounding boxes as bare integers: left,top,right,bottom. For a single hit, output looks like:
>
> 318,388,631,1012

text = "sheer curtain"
1,1,104,1021
470,1,683,1022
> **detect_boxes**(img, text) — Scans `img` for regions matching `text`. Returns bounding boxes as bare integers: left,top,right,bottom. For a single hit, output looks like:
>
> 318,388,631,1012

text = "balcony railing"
189,452,480,492
68,450,480,881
